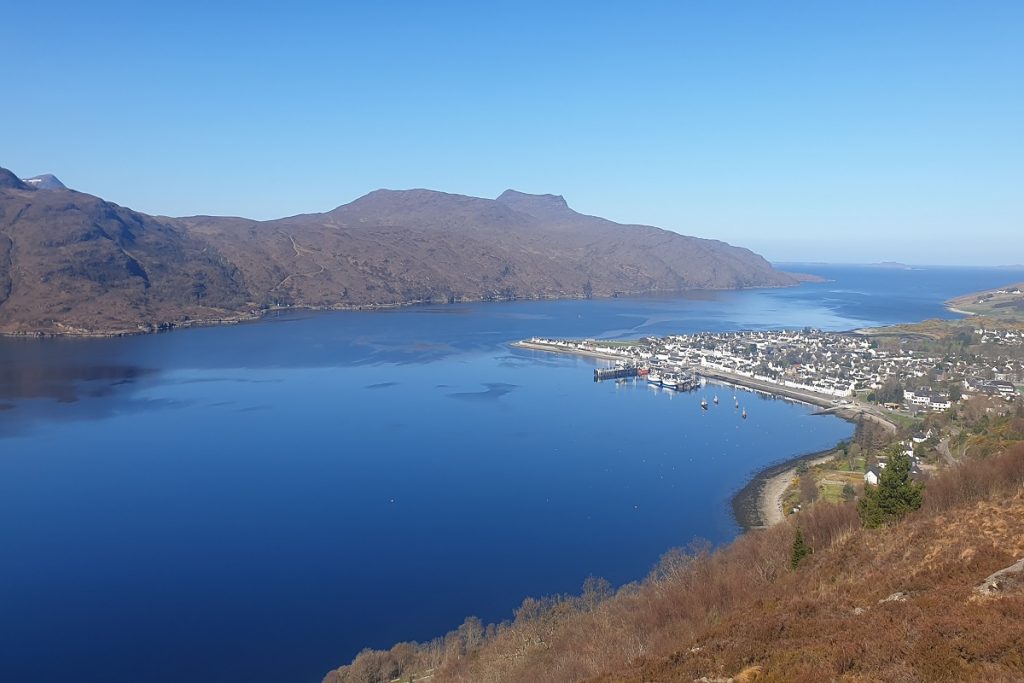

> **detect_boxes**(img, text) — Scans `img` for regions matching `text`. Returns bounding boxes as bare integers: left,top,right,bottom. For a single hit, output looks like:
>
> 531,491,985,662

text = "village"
523,326,1023,412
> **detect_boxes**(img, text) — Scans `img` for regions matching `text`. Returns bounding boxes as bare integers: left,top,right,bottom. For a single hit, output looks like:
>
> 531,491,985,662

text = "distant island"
870,261,914,269
0,167,797,336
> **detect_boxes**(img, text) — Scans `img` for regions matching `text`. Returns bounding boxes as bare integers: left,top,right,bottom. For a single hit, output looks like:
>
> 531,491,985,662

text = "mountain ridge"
0,166,797,336
22,173,67,190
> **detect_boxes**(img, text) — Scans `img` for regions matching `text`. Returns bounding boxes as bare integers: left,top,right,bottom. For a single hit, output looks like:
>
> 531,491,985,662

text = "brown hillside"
0,167,795,335
0,183,247,335
181,188,794,311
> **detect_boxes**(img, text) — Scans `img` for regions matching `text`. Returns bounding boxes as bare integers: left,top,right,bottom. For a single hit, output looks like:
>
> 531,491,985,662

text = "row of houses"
530,328,1022,408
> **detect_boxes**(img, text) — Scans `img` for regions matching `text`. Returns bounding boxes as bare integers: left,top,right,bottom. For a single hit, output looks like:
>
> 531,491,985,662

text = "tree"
874,377,904,405
580,575,613,611
842,482,856,501
857,446,923,528
791,527,811,569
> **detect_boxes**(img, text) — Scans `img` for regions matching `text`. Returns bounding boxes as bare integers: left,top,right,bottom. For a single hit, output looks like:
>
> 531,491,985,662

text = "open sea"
1,264,1021,683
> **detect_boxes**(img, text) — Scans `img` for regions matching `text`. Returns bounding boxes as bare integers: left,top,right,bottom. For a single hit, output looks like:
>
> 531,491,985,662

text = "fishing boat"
647,373,662,385
700,398,708,410
662,376,677,390
713,395,719,405
741,408,747,419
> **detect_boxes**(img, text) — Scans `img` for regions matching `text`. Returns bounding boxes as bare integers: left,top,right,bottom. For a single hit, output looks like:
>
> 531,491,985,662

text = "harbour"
515,336,901,429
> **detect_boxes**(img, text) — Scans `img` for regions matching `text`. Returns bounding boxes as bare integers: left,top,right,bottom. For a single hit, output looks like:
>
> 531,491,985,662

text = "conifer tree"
791,527,811,569
858,446,923,528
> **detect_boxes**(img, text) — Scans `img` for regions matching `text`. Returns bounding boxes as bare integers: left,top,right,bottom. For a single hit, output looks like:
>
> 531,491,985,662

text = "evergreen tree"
791,527,811,569
857,446,923,528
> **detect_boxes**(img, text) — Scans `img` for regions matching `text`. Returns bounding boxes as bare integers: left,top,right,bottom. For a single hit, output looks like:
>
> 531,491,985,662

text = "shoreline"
514,340,894,531
511,340,624,362
0,284,801,339
946,306,975,316
731,445,841,530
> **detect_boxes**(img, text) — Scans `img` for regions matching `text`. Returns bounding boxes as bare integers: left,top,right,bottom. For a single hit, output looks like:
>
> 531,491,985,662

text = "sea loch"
1,264,1021,683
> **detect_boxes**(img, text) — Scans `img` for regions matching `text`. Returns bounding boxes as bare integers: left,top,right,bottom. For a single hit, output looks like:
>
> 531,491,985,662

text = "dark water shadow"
447,383,519,401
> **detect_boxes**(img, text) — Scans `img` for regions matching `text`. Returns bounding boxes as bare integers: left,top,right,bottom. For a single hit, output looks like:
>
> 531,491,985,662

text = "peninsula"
947,283,1024,321
0,167,795,337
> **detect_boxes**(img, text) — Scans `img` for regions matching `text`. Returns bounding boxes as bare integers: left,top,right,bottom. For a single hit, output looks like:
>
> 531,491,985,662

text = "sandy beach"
757,452,837,526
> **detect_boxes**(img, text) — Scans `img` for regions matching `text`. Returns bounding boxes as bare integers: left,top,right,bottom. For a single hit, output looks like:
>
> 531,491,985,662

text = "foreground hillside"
0,167,795,335
325,429,1024,682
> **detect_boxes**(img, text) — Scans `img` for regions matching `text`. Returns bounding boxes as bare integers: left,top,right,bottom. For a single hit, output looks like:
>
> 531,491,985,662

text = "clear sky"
3,1,1021,265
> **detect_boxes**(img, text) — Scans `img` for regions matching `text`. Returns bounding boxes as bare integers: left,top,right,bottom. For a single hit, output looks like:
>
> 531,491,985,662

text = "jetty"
594,366,638,381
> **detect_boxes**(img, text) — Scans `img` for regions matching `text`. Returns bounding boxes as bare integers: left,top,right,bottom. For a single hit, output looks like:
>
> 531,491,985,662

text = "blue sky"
3,1,1021,264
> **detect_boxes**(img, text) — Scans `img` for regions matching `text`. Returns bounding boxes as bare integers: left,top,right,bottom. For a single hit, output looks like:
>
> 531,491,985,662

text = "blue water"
0,264,1020,683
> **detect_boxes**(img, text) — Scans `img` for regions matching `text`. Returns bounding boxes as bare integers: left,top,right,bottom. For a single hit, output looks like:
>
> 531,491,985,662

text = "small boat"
700,398,708,410
713,395,719,405
735,399,740,409
662,377,677,390
741,408,747,419
647,373,662,385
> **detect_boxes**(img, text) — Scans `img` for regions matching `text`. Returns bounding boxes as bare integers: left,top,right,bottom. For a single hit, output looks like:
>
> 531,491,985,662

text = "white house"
864,466,882,486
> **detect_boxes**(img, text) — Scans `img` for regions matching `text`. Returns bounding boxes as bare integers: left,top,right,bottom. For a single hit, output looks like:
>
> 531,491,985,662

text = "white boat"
700,398,708,409
647,373,662,385
713,395,719,405
662,377,677,390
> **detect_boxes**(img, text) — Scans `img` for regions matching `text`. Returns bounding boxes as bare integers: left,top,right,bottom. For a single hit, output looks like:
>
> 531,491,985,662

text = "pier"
594,365,639,381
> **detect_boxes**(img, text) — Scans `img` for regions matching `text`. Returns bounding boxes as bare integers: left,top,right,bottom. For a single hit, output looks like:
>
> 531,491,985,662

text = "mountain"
22,173,67,190
0,168,29,190
0,172,248,335
0,167,797,335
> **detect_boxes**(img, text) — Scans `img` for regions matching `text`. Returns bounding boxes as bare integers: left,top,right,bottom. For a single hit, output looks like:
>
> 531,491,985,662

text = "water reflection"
0,362,156,403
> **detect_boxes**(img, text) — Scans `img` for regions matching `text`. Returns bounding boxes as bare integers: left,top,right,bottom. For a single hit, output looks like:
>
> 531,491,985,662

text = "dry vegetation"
325,429,1024,683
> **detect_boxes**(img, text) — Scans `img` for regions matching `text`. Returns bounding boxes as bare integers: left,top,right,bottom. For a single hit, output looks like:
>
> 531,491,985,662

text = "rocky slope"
0,166,796,335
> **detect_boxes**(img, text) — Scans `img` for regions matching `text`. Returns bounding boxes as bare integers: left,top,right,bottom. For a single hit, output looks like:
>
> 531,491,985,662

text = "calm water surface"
1,264,1020,683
